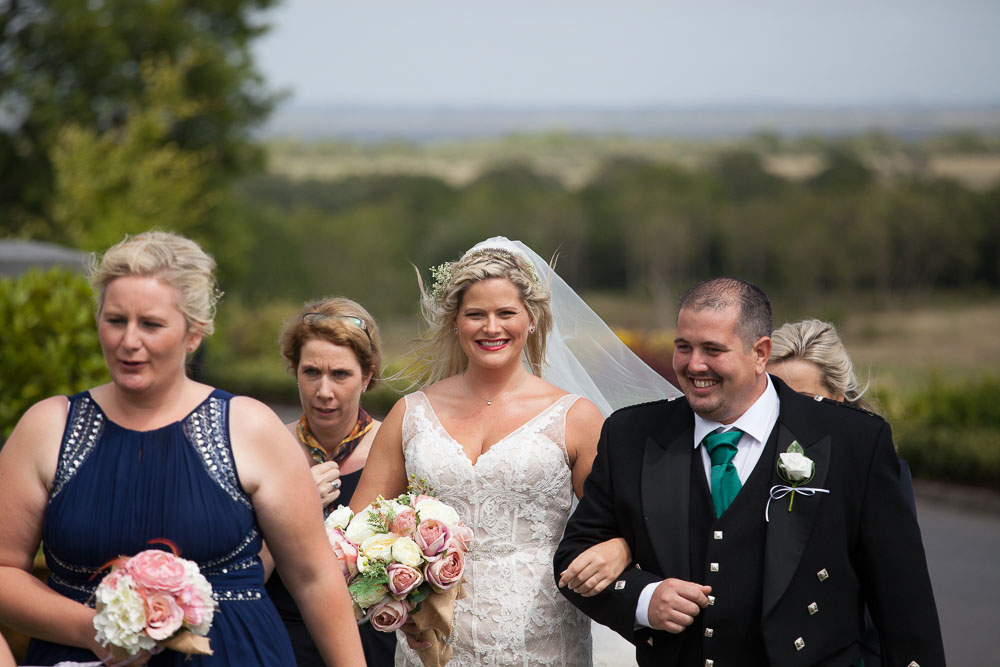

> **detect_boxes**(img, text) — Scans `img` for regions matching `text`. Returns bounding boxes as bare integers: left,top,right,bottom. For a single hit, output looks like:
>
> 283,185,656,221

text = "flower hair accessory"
428,240,541,304
765,441,830,521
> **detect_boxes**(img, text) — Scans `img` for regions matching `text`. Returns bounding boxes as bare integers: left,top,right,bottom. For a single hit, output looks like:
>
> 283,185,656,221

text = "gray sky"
253,0,1000,109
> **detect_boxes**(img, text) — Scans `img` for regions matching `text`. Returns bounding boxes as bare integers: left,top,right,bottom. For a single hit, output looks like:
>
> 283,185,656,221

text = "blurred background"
2,1,998,662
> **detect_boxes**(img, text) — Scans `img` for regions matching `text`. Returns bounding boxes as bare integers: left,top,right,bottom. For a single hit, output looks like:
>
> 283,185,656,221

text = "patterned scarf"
297,407,373,465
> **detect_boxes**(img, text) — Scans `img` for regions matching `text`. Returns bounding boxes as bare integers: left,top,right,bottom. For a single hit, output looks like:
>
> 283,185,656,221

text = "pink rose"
414,519,449,559
176,584,211,629
412,494,436,506
327,527,359,581
126,549,187,593
144,591,184,640
368,598,410,633
425,548,465,591
446,524,474,552
390,508,417,536
386,563,423,599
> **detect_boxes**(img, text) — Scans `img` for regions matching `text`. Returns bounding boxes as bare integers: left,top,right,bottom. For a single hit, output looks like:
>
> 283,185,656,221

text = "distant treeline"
228,148,999,314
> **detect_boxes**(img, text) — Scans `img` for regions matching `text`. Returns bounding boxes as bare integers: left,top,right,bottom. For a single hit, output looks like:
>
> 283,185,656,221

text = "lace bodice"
396,392,592,666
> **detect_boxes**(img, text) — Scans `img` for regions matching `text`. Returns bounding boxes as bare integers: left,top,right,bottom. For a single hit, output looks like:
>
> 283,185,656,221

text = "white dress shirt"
635,375,780,628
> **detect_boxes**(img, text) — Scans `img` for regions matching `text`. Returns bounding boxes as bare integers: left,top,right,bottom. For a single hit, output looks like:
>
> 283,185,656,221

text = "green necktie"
704,429,743,518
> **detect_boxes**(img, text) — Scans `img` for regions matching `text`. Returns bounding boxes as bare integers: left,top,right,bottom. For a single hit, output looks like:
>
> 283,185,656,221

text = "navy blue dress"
24,390,296,666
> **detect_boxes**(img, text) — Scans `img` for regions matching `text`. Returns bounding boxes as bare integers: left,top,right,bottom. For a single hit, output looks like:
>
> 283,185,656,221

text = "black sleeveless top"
265,466,396,666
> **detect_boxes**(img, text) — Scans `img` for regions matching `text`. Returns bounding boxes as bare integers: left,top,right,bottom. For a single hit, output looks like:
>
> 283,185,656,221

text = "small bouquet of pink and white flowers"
91,539,216,657
324,489,472,637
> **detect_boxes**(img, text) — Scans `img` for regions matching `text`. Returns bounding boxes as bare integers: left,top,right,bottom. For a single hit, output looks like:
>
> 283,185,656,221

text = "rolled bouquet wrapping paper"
90,539,216,657
325,487,471,667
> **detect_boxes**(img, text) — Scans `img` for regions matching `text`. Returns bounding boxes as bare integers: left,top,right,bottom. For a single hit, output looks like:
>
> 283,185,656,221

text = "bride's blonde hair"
405,247,553,388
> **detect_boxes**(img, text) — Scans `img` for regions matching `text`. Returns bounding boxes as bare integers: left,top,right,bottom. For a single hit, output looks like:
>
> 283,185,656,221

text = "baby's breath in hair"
429,262,454,304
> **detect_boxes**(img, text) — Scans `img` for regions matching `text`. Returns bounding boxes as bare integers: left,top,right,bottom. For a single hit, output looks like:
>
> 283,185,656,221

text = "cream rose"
414,498,460,528
326,505,355,531
391,536,424,567
345,507,379,544
360,534,399,562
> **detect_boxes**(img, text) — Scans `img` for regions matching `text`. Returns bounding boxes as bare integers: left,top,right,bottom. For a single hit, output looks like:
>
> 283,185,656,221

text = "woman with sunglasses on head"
263,297,395,666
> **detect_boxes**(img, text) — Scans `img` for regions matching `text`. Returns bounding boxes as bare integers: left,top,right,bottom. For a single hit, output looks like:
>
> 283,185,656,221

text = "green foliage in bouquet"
0,268,109,441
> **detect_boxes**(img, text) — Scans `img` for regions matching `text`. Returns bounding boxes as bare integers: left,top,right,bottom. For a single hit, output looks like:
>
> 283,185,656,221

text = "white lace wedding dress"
395,391,593,667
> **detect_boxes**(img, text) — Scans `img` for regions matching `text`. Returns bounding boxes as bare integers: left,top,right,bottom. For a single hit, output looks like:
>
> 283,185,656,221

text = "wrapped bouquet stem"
405,576,467,667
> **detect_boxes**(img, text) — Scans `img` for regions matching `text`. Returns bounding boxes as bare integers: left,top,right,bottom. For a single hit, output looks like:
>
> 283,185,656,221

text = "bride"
351,237,678,666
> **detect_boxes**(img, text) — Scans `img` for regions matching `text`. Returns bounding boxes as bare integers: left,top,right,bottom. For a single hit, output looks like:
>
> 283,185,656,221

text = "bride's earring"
529,326,536,334
454,327,458,333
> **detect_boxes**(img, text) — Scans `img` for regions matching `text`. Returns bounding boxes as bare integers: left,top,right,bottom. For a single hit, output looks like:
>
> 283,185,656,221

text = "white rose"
391,536,425,567
345,507,379,544
360,534,398,562
414,498,460,528
779,452,814,482
326,505,355,531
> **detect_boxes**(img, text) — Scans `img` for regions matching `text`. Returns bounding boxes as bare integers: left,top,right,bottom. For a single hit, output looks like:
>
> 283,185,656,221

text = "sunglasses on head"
301,312,373,350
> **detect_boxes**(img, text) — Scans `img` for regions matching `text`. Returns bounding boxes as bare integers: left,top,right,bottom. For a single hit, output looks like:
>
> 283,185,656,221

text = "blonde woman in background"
767,317,917,667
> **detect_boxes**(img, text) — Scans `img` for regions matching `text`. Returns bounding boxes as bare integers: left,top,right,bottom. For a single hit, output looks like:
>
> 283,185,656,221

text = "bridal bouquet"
91,540,216,657
325,488,471,666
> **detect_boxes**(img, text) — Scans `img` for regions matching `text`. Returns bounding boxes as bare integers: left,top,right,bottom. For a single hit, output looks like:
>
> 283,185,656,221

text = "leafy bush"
0,268,108,441
893,376,1000,486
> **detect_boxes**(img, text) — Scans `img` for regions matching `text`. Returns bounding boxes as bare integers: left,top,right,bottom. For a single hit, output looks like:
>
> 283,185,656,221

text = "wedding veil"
464,237,681,417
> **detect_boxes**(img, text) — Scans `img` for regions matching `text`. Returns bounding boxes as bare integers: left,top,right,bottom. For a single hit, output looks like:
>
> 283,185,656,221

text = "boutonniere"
766,441,830,521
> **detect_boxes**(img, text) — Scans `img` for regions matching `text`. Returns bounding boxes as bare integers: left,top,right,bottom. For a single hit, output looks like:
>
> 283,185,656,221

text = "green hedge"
0,268,109,441
892,376,1000,486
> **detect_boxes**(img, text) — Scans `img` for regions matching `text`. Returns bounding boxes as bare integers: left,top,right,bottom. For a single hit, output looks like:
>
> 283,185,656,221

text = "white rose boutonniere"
769,441,829,518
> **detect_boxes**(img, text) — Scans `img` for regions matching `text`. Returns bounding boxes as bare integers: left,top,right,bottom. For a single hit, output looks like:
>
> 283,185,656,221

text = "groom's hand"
646,579,712,633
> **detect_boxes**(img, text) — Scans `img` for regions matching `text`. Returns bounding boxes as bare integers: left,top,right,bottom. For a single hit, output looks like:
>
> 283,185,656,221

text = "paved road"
917,496,1000,667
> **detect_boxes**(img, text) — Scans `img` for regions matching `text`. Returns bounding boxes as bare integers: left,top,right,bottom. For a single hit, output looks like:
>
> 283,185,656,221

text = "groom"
555,277,944,667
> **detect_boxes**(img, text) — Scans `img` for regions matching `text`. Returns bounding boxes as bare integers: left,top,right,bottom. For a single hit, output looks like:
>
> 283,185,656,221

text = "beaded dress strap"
182,392,254,510
50,395,105,502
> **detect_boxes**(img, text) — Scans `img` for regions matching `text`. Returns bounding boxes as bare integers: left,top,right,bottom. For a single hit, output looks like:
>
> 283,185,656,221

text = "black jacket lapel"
762,422,832,618
642,424,693,579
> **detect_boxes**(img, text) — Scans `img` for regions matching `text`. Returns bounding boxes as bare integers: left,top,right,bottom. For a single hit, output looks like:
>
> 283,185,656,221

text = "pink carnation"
126,549,188,593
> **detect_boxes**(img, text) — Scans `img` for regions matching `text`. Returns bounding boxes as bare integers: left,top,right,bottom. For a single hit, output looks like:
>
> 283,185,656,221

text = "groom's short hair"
678,276,772,350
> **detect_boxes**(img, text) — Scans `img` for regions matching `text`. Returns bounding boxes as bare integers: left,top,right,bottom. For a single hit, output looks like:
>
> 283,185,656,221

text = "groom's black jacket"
555,376,945,667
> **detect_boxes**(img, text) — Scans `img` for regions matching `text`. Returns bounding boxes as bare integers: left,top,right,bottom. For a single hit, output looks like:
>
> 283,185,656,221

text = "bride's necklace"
462,370,529,406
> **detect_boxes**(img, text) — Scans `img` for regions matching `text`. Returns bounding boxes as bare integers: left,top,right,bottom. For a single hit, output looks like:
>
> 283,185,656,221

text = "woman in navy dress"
0,231,364,665
263,297,395,666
